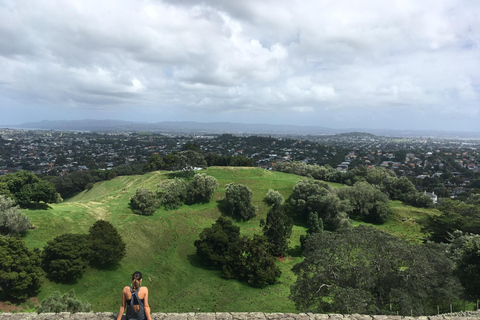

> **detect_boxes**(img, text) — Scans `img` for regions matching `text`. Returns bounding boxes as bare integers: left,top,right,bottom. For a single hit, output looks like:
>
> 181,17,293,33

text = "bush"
88,220,126,268
130,187,158,215
224,183,257,220
157,178,188,210
194,216,240,268
0,195,31,236
0,237,42,299
42,233,91,282
222,235,281,287
186,173,219,204
37,290,91,313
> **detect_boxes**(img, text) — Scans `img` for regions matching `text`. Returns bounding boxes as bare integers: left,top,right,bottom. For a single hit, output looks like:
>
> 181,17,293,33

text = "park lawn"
22,167,305,312
21,167,435,312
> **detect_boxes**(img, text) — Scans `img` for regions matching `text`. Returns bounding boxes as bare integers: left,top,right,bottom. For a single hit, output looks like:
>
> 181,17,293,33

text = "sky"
1,0,479,131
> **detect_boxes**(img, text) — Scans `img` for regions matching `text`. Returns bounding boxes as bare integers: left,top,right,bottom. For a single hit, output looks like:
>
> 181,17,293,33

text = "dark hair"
131,271,142,291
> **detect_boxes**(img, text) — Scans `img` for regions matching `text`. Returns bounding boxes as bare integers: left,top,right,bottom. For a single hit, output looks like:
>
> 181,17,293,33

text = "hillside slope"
21,167,434,312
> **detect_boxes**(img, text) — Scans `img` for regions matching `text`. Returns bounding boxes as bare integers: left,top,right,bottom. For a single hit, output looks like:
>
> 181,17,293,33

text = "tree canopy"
0,237,43,299
224,183,257,220
290,226,462,315
0,195,31,236
0,171,57,207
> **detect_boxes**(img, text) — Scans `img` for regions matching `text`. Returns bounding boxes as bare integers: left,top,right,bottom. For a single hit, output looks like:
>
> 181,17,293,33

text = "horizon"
1,1,479,131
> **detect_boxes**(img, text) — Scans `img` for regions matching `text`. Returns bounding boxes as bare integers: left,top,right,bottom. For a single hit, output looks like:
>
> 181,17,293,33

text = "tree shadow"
24,202,52,210
287,244,303,258
186,253,219,272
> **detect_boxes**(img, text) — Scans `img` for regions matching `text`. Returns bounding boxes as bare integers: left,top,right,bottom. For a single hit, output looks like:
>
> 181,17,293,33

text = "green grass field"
20,167,438,312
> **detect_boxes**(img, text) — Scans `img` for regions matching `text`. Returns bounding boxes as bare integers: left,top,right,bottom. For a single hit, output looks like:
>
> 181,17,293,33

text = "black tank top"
126,286,145,320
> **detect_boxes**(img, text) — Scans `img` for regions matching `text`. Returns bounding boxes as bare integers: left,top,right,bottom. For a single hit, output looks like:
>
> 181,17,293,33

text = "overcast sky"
1,0,479,131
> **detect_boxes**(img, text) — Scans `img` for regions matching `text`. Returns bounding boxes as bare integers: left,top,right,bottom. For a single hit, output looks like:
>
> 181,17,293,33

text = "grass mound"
21,167,437,312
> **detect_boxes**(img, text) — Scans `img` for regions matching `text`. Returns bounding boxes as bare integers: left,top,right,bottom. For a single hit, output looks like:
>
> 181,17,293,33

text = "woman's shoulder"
122,286,130,293
139,286,148,292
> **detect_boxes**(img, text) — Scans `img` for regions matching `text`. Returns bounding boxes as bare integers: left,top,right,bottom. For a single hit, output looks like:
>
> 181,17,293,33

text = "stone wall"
0,312,479,320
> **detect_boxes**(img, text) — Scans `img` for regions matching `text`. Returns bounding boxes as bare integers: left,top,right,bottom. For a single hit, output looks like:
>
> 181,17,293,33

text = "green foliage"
224,183,258,220
401,192,434,208
290,226,462,315
290,179,350,230
223,234,281,288
205,154,254,167
449,232,480,302
194,216,240,268
42,233,91,282
261,190,292,256
174,150,207,178
0,237,42,300
0,171,57,207
425,199,480,242
157,178,188,210
37,289,91,313
145,153,166,171
0,195,31,236
88,220,126,269
130,187,158,215
186,173,219,204
264,189,285,207
338,181,392,224
300,212,323,249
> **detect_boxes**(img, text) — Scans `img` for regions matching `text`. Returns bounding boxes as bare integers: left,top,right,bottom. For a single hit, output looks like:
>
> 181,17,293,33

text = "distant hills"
3,119,480,138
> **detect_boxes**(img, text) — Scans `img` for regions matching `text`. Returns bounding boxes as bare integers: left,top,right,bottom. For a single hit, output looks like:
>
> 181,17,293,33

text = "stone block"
215,312,233,320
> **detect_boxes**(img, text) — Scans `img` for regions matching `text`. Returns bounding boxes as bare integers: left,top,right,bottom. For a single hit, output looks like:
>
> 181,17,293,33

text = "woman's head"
131,271,142,291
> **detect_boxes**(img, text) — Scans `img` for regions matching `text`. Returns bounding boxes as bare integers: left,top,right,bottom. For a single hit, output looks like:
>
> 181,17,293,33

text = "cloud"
0,0,479,131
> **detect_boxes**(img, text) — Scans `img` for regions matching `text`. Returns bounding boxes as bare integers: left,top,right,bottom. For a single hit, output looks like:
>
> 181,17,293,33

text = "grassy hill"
21,167,437,312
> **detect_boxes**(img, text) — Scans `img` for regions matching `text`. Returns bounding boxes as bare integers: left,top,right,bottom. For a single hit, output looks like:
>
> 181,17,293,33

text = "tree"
300,212,324,249
37,290,91,313
0,237,42,300
224,183,257,220
186,173,219,204
157,178,188,210
261,190,292,256
0,171,57,207
290,179,351,230
194,216,240,268
290,226,461,315
88,220,126,268
0,195,31,236
174,150,207,178
145,153,165,171
453,233,480,302
42,233,91,282
130,187,158,215
223,234,281,288
338,181,392,224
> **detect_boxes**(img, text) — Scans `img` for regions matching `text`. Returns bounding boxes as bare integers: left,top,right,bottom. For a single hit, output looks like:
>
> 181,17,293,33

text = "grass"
19,167,438,312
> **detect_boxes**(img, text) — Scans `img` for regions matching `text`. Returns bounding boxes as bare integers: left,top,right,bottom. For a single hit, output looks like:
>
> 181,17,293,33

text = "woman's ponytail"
131,271,142,292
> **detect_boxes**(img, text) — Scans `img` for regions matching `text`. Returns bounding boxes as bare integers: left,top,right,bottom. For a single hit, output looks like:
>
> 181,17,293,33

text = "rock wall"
0,312,479,320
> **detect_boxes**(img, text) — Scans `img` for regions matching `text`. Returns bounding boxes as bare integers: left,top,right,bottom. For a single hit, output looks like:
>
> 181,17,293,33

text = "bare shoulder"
123,286,130,293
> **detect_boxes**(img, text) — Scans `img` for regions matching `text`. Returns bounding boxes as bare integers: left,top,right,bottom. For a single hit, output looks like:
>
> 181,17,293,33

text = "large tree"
224,183,257,221
290,226,462,315
0,237,42,299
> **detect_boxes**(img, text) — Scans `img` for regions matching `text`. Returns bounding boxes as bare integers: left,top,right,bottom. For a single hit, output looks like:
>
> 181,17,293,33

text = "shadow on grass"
24,202,52,210
186,253,219,272
287,245,303,258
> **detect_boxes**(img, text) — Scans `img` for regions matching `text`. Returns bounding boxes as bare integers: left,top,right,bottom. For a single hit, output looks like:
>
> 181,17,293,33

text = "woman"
117,271,152,320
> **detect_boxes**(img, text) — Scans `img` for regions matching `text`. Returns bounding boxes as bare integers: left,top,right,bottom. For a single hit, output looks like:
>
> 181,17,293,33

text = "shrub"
130,187,158,215
37,290,91,313
224,183,257,220
186,173,219,204
157,178,189,210
0,195,31,236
